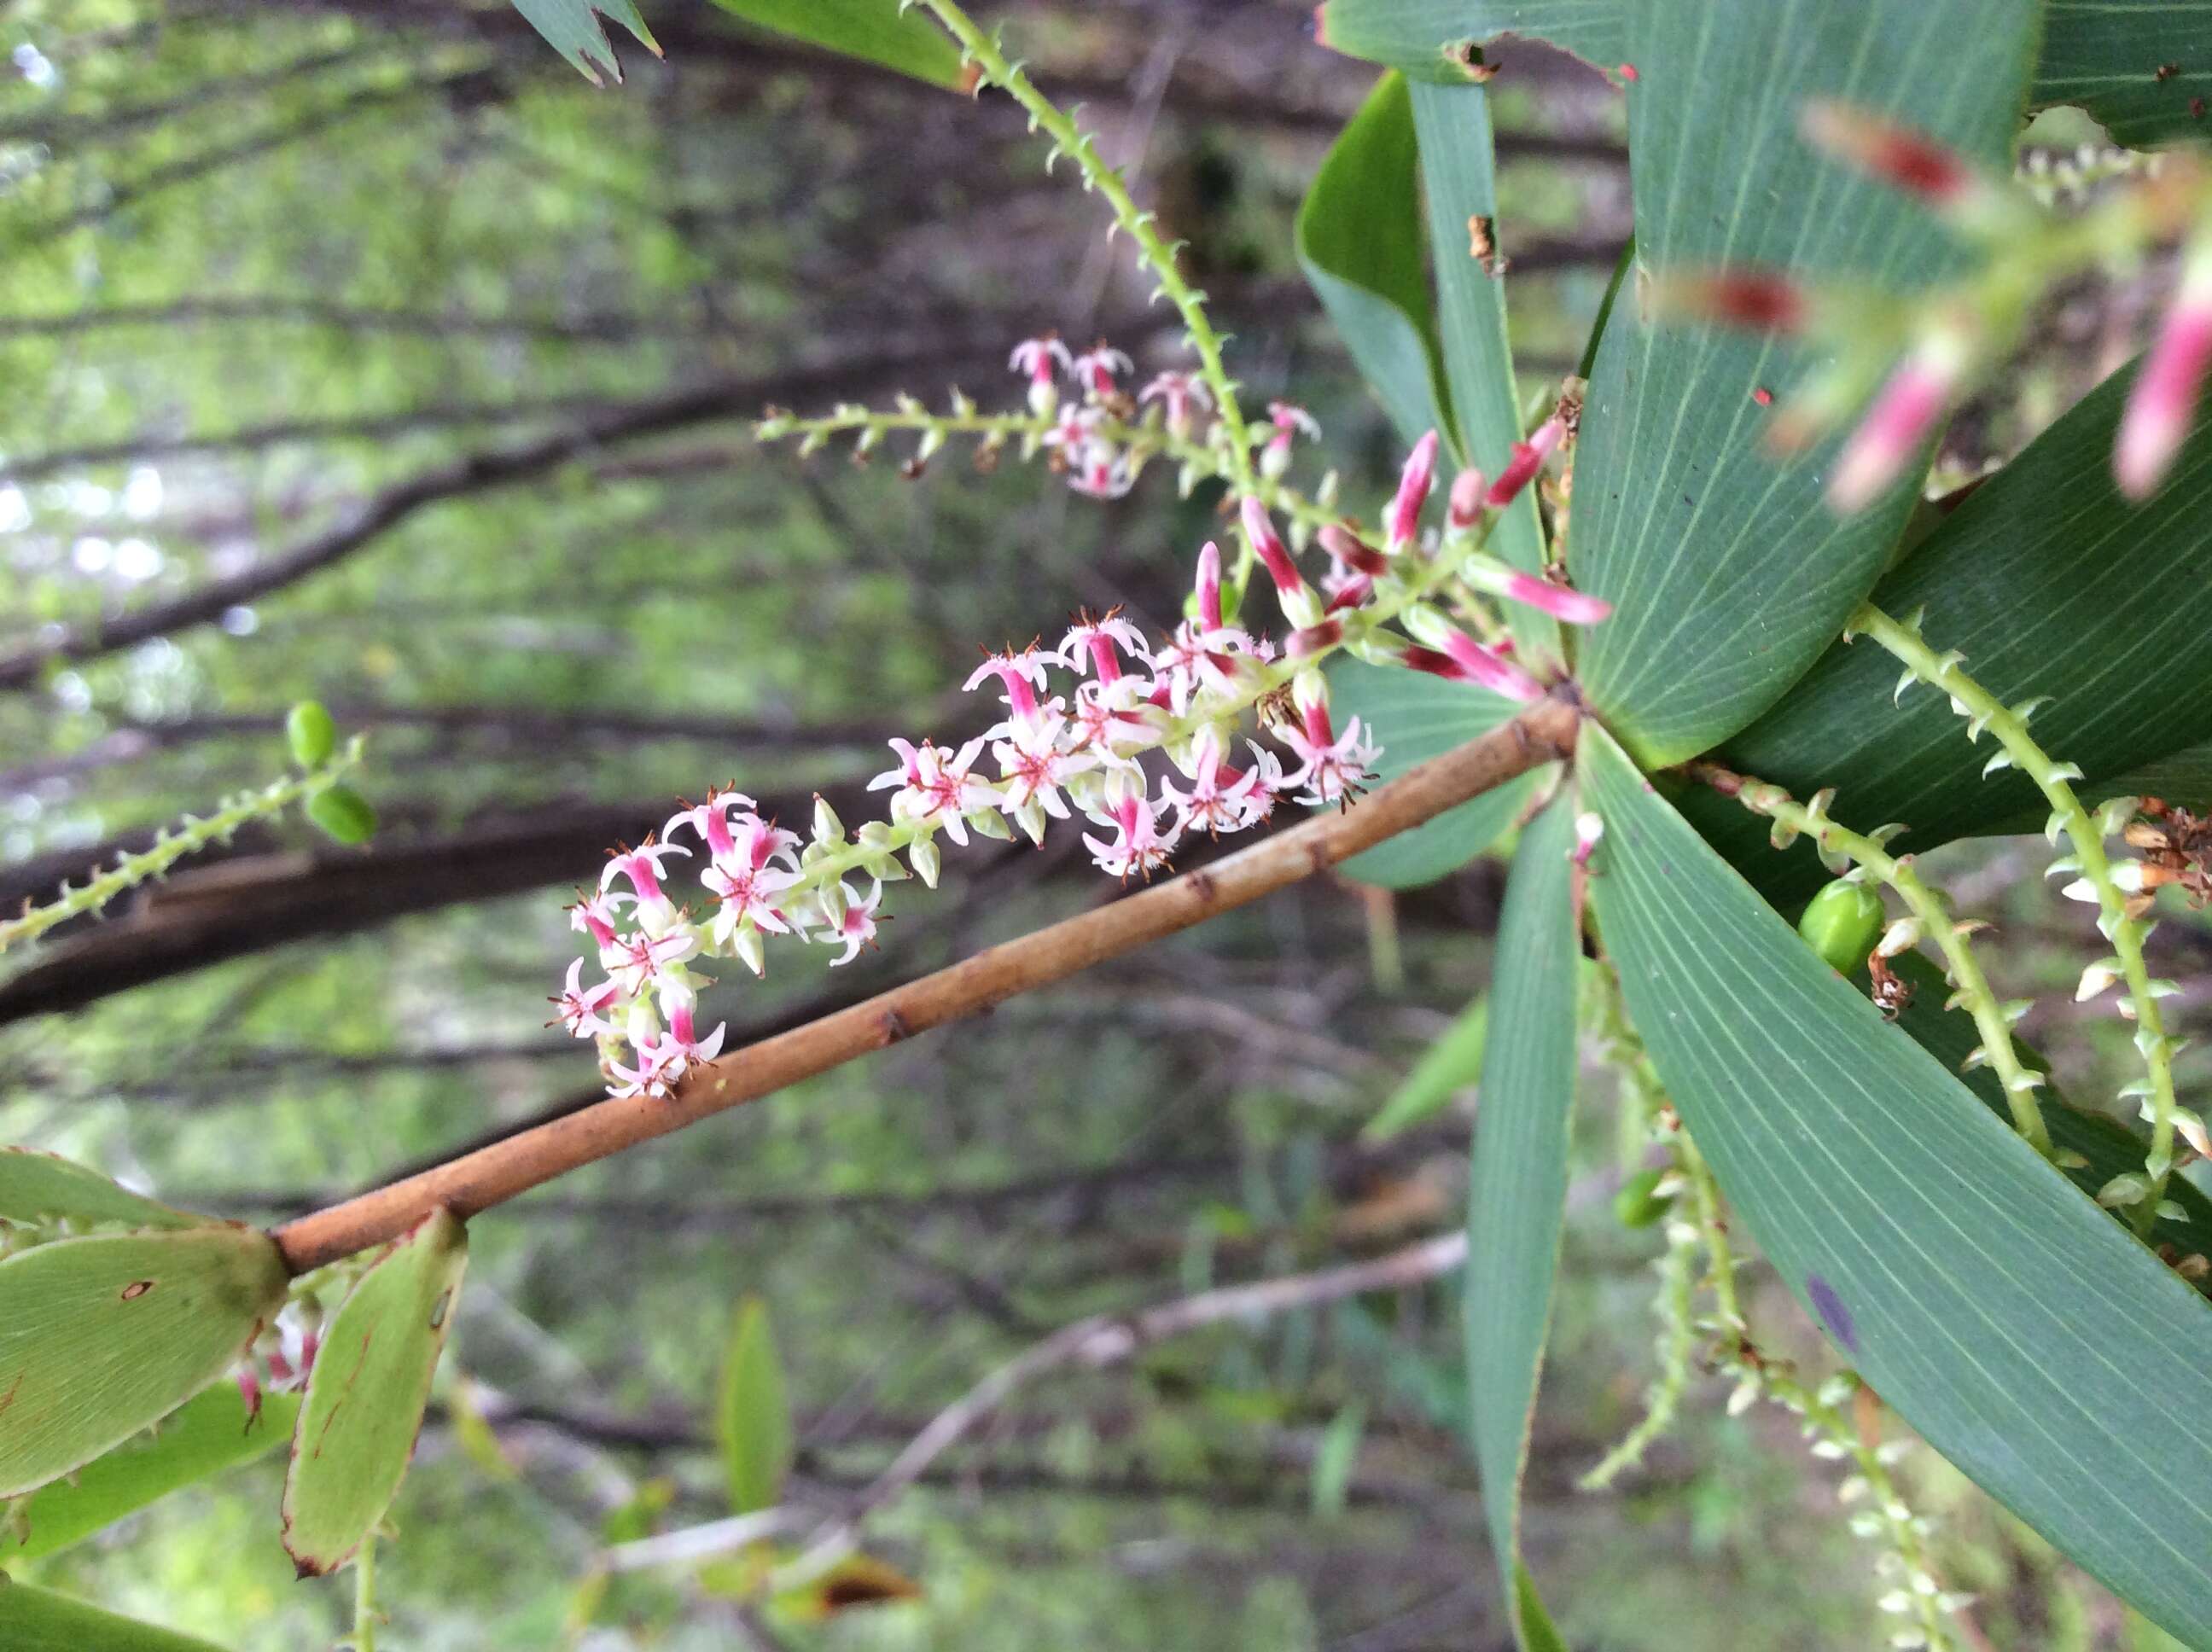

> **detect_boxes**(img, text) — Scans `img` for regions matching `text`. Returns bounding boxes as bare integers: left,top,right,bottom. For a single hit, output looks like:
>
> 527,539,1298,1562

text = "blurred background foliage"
0,1,2197,1647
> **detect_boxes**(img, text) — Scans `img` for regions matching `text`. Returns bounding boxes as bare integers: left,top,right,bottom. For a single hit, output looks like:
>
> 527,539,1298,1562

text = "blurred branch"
0,339,996,690
268,697,1578,1272
0,297,720,343
604,1231,1469,1573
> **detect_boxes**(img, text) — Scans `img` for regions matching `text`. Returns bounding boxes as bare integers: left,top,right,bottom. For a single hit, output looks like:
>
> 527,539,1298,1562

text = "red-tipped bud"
1401,625,1544,703
2116,240,2212,500
1195,539,1225,630
1386,430,1440,550
1831,331,1968,511
1287,618,1344,657
1317,523,1388,579
1502,570,1612,625
1486,418,1564,509
1659,270,1812,332
1801,101,1976,206
1447,467,1487,529
1240,496,1306,597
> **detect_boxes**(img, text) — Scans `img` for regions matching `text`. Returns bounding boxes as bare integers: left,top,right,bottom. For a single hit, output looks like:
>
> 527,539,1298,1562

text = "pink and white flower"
824,879,885,966
1830,329,1968,511
1060,611,1154,686
551,958,621,1039
1083,782,1185,880
869,736,1000,845
1071,343,1133,399
601,837,690,925
1010,334,1072,416
993,711,1097,823
966,647,1060,733
1277,699,1379,807
1261,401,1321,480
1139,370,1214,436
1161,730,1273,835
607,926,698,997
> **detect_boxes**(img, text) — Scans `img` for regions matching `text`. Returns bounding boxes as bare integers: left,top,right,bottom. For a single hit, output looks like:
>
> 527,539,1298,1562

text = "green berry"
1797,878,1884,975
1613,1168,1674,1229
286,701,337,768
306,783,377,846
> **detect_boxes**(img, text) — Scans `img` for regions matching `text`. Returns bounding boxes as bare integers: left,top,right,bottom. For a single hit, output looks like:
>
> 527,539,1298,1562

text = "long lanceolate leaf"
508,0,660,85
702,0,979,91
1695,361,2212,901
1407,80,1557,663
1296,73,1455,451
1570,0,2039,767
283,1209,469,1576
1464,799,1577,1647
1582,725,2212,1646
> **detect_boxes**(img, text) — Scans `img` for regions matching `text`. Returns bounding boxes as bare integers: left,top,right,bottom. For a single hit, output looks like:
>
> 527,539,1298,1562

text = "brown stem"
271,696,1579,1271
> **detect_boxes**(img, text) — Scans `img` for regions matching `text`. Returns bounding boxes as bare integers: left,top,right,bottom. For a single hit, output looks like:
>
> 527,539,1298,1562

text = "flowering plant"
9,2,2212,1649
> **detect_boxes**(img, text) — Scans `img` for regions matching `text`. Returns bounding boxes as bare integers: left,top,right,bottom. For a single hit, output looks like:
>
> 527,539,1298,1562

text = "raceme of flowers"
557,375,1609,1102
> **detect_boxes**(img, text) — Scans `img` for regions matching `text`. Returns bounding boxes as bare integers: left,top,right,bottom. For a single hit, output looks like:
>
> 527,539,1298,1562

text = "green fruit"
306,783,377,845
285,701,337,768
1796,878,1884,975
1612,1167,1674,1230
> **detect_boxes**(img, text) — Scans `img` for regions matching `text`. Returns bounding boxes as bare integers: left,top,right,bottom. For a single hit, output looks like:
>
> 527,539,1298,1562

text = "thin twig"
270,697,1580,1271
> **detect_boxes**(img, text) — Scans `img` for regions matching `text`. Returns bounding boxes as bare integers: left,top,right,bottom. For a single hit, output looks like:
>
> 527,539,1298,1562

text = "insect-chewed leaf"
0,1226,288,1498
0,1148,209,1231
2033,3,2212,146
3,1385,300,1563
0,1575,231,1652
716,1296,793,1517
282,1208,469,1576
1313,0,1629,83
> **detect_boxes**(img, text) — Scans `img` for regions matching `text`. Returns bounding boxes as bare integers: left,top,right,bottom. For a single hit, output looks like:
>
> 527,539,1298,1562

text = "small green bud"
1612,1168,1674,1229
306,783,377,845
1797,879,1884,974
286,701,337,768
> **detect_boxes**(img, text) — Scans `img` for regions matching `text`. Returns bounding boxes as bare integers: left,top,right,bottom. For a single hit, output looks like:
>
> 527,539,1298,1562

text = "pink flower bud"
1501,571,1612,625
1386,430,1439,550
1287,618,1343,657
1401,627,1545,703
1194,539,1224,631
1239,497,1306,597
1800,101,1976,207
1485,418,1564,509
2116,241,2212,500
1831,332,1966,511
1447,468,1487,529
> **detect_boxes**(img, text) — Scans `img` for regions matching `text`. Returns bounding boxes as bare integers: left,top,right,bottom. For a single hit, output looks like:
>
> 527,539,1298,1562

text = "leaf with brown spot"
281,1208,468,1576
0,1226,288,1497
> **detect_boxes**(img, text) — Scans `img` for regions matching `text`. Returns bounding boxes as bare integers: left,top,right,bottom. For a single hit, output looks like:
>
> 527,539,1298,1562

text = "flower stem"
271,695,1580,1273
911,0,1254,500
352,1530,378,1652
1849,602,2174,1225
1687,759,2052,1155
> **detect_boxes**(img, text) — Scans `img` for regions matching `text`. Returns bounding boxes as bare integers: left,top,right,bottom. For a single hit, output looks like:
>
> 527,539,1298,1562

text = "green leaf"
0,1149,208,1231
704,0,977,93
1701,359,2212,902
1314,1,1628,83
282,1209,469,1576
1464,799,1577,1648
1514,1564,1570,1652
1295,73,1454,451
1309,1402,1366,1519
1882,950,2212,1265
3,1386,300,1562
1582,724,2212,1647
716,1296,793,1516
1329,657,1545,887
508,0,661,86
0,1226,288,1498
1364,995,1487,1141
2034,3,2212,147
0,1577,230,1652
1570,1,2040,767
1407,80,1557,661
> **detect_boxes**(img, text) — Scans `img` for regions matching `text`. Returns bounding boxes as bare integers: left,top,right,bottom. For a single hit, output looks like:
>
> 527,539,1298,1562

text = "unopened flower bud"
910,835,942,889
812,795,845,845
1447,468,1487,530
